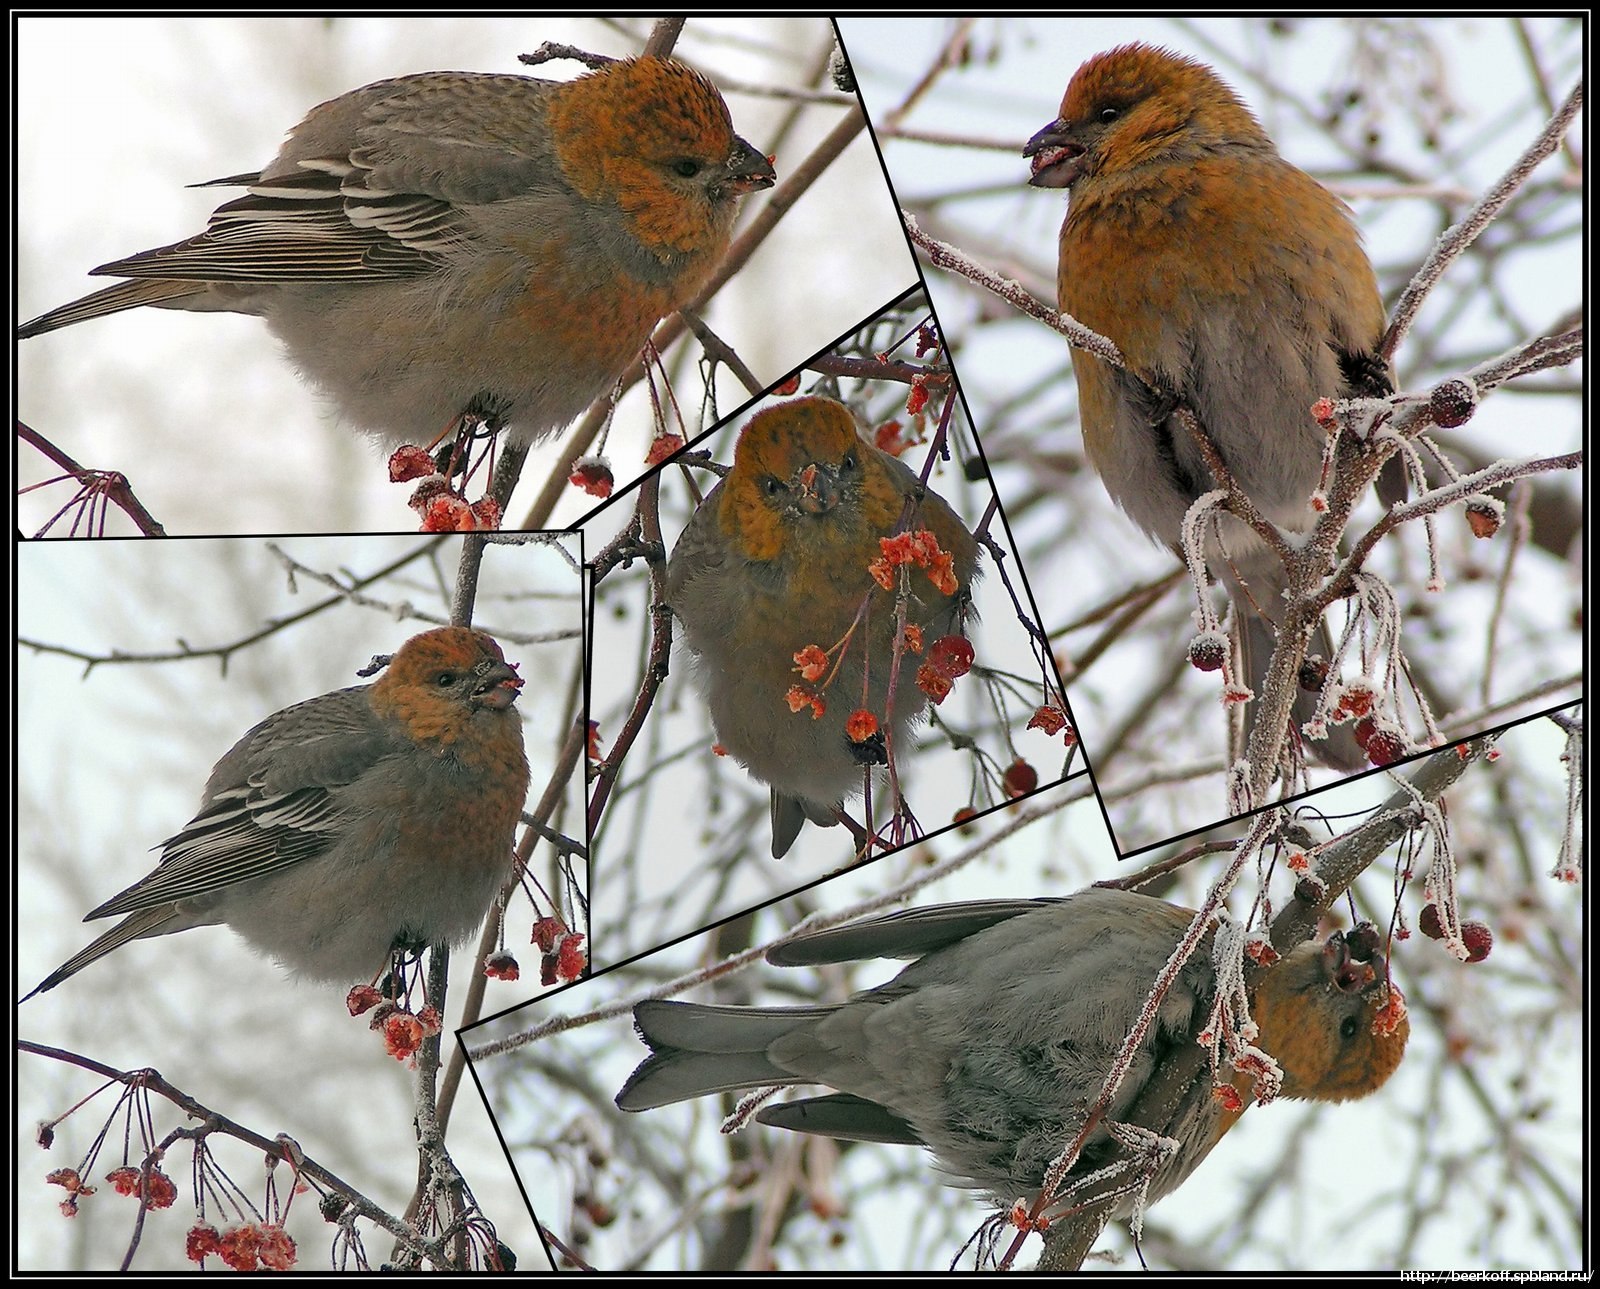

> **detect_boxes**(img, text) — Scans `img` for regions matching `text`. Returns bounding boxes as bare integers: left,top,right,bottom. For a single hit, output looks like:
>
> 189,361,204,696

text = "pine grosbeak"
617,888,1409,1210
1025,44,1403,769
19,57,775,451
667,396,981,858
24,627,529,998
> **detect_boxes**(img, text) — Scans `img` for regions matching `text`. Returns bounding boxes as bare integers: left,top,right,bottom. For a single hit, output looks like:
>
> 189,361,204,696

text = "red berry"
531,916,564,953
143,1170,178,1209
1345,923,1381,961
1188,635,1227,673
915,662,953,704
1002,759,1038,799
1429,377,1477,429
645,433,686,468
1298,654,1330,692
1337,682,1377,719
1366,729,1407,766
845,709,879,742
187,1224,223,1263
1461,921,1493,963
467,496,502,530
1465,497,1502,539
1026,705,1068,736
219,1224,262,1272
407,475,449,511
1243,938,1280,966
568,457,614,499
484,952,521,981
420,493,471,531
106,1166,141,1197
258,1225,297,1272
928,635,974,678
557,932,588,982
388,444,436,482
383,1013,426,1060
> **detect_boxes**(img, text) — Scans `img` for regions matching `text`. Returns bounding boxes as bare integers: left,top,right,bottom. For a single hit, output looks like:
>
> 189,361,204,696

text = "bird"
1023,43,1403,770
665,395,981,857
616,887,1410,1213
23,626,530,999
19,57,775,452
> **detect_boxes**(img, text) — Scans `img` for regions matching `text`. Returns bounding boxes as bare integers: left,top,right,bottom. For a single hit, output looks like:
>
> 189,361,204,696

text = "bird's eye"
673,158,703,178
840,451,858,473
763,476,785,496
1340,1015,1360,1041
435,671,459,688
1099,106,1120,123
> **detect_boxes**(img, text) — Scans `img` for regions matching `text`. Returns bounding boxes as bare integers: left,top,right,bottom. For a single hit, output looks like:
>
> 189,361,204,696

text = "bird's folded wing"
766,899,1064,967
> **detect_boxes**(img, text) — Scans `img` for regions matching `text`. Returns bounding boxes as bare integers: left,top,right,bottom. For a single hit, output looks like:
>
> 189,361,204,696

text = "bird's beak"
719,135,777,198
1023,119,1087,190
791,460,841,515
1323,930,1377,994
472,663,524,711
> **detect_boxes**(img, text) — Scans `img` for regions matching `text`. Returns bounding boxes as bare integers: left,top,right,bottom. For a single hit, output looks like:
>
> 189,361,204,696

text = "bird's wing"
766,899,1065,967
93,73,566,284
84,688,395,919
757,1093,923,1146
664,478,732,605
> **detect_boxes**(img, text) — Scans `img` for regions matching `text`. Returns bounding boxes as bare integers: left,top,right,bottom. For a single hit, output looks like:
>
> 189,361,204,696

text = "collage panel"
18,16,913,536
16,535,584,1271
464,708,1580,1271
582,285,1077,965
837,16,1583,852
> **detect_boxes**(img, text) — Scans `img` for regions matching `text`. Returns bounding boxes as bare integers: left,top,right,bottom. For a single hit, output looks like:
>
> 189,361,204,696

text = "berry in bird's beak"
792,460,841,515
1023,120,1087,189
719,136,777,198
1323,930,1377,993
474,665,524,711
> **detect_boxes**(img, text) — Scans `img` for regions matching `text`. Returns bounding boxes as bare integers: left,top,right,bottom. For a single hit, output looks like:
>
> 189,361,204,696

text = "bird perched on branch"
1024,44,1403,769
667,395,980,857
617,888,1409,1213
20,57,775,455
24,626,529,998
